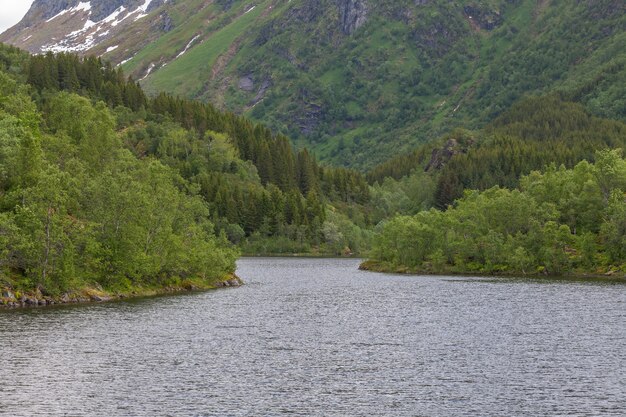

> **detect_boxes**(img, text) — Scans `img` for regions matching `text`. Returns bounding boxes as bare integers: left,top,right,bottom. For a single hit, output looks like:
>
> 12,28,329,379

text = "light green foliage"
0,72,238,294
8,44,374,260
44,92,120,170
370,172,436,222
205,131,240,170
372,154,626,275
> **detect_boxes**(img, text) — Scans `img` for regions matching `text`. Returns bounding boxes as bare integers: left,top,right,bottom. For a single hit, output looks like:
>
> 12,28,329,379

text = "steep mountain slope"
3,0,625,169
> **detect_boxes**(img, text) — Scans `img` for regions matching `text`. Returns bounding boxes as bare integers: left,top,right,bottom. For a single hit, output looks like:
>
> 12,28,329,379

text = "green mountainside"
1,40,625,302
2,1,624,169
123,0,625,168
1,0,625,297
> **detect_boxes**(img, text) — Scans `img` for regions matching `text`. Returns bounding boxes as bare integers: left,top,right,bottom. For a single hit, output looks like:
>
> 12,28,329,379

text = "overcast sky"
0,0,34,34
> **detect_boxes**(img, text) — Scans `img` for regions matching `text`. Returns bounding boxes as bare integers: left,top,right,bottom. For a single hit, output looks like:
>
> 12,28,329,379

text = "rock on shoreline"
0,274,243,309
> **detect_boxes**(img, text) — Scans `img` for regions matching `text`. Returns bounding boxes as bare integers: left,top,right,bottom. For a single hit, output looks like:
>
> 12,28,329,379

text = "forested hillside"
2,0,624,169
362,96,626,277
0,43,372,301
0,46,238,299
368,95,626,210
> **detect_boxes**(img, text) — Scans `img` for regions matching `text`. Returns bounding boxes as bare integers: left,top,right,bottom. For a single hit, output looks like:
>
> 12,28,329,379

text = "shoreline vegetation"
363,151,626,279
359,260,626,281
242,253,357,258
2,41,625,305
0,273,242,309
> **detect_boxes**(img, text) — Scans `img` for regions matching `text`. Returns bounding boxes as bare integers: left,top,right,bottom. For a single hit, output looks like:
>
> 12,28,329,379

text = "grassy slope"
143,2,268,96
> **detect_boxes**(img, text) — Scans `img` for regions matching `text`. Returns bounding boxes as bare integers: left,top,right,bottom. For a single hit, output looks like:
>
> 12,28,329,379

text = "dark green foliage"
367,96,626,213
433,96,626,207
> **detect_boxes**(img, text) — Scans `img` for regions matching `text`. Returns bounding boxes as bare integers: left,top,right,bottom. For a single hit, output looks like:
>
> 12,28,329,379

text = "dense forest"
1,73,236,297
364,150,626,276
363,91,626,278
0,44,373,300
23,48,374,255
367,95,626,211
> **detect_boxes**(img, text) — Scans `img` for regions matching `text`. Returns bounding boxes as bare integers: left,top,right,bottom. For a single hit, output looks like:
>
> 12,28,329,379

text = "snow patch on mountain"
102,7,127,25
176,35,201,59
46,1,92,23
39,0,168,54
135,0,168,21
141,62,156,80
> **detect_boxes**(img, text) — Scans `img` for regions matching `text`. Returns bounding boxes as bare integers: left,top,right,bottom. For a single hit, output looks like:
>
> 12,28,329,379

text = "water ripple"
1,257,625,416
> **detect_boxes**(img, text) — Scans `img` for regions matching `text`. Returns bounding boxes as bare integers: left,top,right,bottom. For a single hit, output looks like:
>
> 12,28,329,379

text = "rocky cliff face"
425,137,474,172
337,0,368,34
22,0,78,22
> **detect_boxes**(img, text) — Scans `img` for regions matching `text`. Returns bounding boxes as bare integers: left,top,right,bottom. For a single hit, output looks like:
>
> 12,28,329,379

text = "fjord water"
1,258,624,416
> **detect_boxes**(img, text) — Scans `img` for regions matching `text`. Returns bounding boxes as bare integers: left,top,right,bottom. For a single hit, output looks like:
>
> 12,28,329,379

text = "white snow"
102,7,126,24
41,0,171,55
141,63,156,80
119,56,134,66
138,0,155,13
75,2,92,12
46,1,91,22
46,9,70,22
134,0,154,20
106,45,119,53
135,0,170,20
176,35,200,59
67,18,95,37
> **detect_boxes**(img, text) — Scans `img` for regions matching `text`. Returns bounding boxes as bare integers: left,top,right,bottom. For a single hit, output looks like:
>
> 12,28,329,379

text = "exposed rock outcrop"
337,0,368,35
425,137,474,172
20,0,143,25
215,276,244,288
160,11,174,32
463,5,503,31
239,75,255,92
0,0,171,55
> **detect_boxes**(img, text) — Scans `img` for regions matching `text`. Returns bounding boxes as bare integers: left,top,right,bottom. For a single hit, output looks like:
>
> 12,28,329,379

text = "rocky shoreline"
0,275,243,309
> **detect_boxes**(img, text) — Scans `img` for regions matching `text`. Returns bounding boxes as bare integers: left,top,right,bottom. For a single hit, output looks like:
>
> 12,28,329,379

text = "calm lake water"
1,257,625,416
